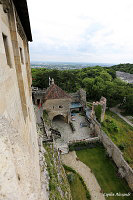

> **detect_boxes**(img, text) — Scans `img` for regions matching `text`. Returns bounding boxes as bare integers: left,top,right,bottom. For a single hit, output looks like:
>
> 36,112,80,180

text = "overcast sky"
27,0,133,63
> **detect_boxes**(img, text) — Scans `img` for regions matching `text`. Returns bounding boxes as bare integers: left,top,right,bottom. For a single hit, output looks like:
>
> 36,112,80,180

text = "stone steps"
39,122,48,141
55,141,69,154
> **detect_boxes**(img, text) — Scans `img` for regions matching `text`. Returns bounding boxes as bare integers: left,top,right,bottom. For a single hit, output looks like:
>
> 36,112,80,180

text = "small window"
19,47,24,64
37,99,40,105
2,33,11,67
53,106,54,109
59,105,63,108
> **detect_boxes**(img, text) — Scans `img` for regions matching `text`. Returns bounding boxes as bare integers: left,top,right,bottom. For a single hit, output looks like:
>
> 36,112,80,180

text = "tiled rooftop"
44,84,71,100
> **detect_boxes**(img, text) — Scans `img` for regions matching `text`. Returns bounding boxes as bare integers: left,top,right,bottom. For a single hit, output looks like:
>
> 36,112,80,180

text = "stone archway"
53,115,65,122
52,114,71,142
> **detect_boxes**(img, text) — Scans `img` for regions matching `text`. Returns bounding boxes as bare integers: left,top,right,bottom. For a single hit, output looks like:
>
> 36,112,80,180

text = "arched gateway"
53,115,65,121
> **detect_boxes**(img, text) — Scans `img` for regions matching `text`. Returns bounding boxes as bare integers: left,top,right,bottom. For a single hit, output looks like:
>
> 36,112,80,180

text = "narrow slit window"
19,47,24,64
2,33,11,67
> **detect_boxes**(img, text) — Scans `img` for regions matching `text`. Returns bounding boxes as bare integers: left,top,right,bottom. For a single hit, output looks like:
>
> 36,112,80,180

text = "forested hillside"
110,63,133,74
32,65,133,114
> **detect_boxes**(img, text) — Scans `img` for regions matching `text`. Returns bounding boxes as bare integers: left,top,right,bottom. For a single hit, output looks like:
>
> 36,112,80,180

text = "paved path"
110,107,133,127
61,151,106,200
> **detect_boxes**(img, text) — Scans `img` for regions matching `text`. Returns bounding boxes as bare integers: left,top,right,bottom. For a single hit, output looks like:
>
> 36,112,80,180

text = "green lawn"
76,146,132,200
66,170,88,200
102,110,133,168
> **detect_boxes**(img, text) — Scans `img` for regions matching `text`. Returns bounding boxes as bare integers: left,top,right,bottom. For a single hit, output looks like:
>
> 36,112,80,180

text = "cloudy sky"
27,0,133,63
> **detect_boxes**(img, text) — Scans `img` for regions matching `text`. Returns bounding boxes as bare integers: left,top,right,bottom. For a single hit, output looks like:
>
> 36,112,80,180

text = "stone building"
0,1,45,199
43,80,72,122
32,79,87,123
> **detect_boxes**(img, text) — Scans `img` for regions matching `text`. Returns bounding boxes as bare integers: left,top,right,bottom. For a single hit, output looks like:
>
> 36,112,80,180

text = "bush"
108,120,119,132
63,165,76,173
69,141,102,151
49,182,56,191
118,143,126,151
67,173,75,184
103,119,119,133
94,104,102,122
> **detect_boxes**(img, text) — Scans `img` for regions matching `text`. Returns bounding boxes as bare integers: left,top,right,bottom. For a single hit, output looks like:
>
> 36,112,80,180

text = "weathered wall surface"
0,1,44,199
70,89,86,107
43,98,71,121
94,123,133,190
79,89,86,107
70,91,80,102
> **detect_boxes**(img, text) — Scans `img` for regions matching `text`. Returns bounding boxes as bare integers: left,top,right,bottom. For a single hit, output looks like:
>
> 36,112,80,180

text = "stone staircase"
39,122,48,141
54,138,69,154
59,144,69,154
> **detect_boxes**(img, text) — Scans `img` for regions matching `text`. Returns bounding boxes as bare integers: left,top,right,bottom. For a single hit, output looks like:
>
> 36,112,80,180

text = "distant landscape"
31,61,114,70
32,63,133,115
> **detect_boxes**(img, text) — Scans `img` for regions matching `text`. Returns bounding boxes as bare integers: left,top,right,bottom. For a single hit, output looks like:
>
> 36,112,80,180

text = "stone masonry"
0,1,45,199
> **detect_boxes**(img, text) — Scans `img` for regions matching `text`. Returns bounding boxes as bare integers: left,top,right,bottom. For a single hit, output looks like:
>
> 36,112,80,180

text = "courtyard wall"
94,123,133,190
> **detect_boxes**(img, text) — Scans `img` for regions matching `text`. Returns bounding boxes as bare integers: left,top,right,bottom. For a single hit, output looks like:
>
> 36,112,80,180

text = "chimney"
51,78,54,84
49,77,51,86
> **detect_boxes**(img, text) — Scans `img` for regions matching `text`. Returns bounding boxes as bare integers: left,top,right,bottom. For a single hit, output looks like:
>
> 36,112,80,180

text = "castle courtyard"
52,113,91,143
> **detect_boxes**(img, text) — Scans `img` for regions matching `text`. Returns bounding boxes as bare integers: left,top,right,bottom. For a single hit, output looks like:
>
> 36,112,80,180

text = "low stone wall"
68,137,99,144
37,127,49,200
98,129,133,190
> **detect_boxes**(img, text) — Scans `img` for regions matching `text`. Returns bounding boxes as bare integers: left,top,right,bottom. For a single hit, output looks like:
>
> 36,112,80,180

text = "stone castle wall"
0,1,44,199
70,89,86,107
94,123,133,190
79,89,86,108
43,98,71,122
70,91,80,102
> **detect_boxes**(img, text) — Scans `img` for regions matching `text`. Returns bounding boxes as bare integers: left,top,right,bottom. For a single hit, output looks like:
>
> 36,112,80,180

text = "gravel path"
61,151,106,200
110,107,133,127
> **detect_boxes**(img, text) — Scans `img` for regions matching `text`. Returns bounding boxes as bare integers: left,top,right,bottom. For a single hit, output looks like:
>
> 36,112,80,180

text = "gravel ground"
62,151,106,200
52,113,91,143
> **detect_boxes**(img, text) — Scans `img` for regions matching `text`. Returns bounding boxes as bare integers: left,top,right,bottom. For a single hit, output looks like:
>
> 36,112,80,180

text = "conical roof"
44,84,71,100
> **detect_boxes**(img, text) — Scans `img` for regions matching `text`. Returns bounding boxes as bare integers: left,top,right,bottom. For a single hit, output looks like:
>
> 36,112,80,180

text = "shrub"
69,141,102,151
118,143,126,151
108,120,119,133
94,104,102,122
49,182,56,191
67,173,75,184
103,119,119,133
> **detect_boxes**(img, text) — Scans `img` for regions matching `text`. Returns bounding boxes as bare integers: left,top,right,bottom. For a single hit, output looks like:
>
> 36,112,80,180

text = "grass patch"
63,165,91,200
102,110,133,168
76,146,132,200
43,110,51,126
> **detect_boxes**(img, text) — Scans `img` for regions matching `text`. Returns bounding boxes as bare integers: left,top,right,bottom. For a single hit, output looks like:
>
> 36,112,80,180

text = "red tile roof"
44,84,71,100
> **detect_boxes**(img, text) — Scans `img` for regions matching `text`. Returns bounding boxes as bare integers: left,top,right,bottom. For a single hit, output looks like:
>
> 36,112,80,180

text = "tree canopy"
31,64,133,114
